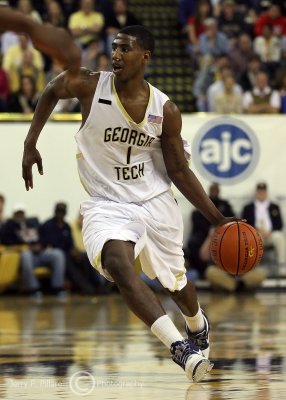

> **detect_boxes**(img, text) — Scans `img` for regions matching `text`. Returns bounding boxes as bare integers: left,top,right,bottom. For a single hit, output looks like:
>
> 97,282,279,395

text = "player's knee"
103,255,133,283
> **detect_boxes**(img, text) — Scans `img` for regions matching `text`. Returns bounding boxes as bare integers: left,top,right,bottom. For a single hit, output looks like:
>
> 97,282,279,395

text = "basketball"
210,221,264,276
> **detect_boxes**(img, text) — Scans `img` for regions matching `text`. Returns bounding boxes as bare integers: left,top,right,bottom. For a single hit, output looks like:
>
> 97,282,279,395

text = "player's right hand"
22,146,43,191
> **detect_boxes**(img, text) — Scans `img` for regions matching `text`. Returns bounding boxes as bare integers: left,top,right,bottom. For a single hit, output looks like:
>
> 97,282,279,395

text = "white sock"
183,307,205,333
151,314,184,348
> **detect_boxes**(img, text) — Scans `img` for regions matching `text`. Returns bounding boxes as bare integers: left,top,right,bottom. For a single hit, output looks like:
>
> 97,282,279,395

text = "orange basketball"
210,221,264,276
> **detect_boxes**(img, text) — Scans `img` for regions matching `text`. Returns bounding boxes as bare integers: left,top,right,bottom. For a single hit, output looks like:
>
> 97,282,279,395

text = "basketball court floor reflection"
0,292,285,400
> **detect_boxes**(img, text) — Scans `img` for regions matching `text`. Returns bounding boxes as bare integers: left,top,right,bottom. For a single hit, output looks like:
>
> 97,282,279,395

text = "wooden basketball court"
0,291,285,399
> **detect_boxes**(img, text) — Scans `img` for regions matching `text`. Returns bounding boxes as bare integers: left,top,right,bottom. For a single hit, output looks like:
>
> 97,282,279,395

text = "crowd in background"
1,1,286,113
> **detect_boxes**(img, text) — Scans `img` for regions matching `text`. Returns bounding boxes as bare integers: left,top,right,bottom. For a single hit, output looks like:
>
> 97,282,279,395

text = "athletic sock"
183,307,205,333
151,314,184,348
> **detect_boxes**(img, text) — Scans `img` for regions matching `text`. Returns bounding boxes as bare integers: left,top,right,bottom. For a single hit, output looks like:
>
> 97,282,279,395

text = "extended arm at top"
0,8,81,77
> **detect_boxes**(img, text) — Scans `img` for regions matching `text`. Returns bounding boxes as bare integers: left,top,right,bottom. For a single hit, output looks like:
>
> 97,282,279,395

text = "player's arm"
161,101,233,226
22,69,97,191
0,8,81,77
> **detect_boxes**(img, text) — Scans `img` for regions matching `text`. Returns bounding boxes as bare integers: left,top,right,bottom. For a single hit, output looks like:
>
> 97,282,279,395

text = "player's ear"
143,51,151,63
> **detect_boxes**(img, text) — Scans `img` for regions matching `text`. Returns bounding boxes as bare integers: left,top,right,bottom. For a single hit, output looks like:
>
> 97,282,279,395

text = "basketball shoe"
170,339,213,382
185,310,210,358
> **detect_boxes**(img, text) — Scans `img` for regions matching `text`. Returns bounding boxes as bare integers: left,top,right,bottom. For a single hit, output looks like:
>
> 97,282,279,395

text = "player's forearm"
170,168,224,225
24,86,59,147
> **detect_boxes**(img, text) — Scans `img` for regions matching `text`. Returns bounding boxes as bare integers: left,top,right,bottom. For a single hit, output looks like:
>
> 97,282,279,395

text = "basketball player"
22,26,237,382
0,5,80,76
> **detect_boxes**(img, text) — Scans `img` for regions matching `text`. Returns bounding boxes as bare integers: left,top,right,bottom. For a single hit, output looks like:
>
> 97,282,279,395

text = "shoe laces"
171,339,200,369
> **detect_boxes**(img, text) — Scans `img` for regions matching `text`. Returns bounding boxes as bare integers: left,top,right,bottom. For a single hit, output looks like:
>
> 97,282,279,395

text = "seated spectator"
94,52,111,71
193,54,230,111
213,75,243,113
0,194,5,230
254,24,281,78
217,0,245,48
255,4,286,38
198,18,230,60
17,0,42,23
0,55,9,112
0,204,66,299
81,39,101,70
10,48,45,94
104,0,141,54
2,33,44,93
185,0,212,65
40,202,96,294
241,182,286,276
201,227,267,292
276,70,286,113
8,75,40,114
230,33,255,80
184,182,235,278
207,66,242,111
239,54,262,91
68,0,105,50
243,70,281,113
43,0,67,28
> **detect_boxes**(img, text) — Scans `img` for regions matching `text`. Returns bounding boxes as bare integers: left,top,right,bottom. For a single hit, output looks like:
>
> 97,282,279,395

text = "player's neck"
114,76,147,99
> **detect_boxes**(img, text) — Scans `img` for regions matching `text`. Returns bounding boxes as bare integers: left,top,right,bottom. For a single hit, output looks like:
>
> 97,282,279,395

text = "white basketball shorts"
80,190,187,291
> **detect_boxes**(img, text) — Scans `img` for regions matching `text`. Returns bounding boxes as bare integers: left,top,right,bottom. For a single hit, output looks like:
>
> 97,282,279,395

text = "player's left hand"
22,145,43,191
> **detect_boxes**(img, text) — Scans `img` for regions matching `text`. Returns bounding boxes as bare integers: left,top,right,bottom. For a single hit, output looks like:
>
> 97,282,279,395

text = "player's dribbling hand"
22,145,43,191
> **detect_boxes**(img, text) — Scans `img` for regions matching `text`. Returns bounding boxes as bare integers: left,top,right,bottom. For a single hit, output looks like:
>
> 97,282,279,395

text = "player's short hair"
119,25,155,56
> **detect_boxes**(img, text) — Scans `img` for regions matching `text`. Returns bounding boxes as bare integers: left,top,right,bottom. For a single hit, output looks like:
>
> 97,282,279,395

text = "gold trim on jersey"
112,76,152,127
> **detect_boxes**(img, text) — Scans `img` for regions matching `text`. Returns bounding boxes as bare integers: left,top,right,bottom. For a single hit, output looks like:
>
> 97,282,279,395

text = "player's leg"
102,239,213,381
167,279,210,358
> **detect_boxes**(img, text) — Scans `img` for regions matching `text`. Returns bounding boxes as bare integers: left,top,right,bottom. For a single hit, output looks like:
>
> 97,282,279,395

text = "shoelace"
172,341,195,367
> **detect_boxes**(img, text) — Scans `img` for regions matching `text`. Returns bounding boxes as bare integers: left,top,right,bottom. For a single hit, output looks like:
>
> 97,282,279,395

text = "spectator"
186,0,212,65
213,75,243,113
17,0,42,23
0,194,5,230
254,24,281,78
239,54,262,91
81,39,100,70
8,75,40,114
255,4,286,37
207,66,242,112
43,0,67,28
198,17,230,60
3,33,44,93
241,182,286,276
0,204,66,299
40,202,96,294
68,0,105,50
243,70,281,113
94,52,111,71
193,54,230,111
276,70,286,113
104,0,141,54
230,33,255,80
217,0,245,48
0,55,10,112
201,227,267,292
10,48,45,94
184,182,235,278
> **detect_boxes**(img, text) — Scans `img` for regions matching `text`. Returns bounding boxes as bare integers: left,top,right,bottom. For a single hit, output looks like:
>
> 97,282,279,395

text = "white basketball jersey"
75,71,172,202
